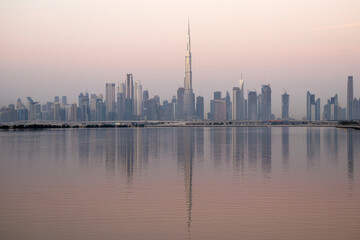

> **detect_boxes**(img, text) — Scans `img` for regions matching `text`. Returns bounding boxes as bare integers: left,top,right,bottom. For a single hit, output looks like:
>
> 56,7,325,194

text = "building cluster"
304,76,359,121
206,82,276,121
0,22,359,123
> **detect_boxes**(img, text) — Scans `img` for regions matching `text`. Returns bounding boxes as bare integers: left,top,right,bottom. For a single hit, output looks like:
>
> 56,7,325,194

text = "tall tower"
134,80,143,118
125,74,134,120
347,76,353,120
239,76,245,120
261,84,272,121
184,20,192,91
282,92,289,120
183,20,195,120
105,83,116,120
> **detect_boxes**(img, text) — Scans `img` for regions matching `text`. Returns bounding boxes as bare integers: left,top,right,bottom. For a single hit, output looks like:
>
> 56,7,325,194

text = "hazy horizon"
1,0,359,119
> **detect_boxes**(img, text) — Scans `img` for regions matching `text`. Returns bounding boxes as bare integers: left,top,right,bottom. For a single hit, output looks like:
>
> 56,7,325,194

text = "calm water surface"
0,127,359,240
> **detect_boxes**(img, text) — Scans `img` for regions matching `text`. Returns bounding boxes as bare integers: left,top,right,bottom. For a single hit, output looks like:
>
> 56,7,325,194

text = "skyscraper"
306,91,320,121
176,87,185,120
281,92,289,120
105,83,116,120
134,80,143,118
70,103,77,121
195,96,204,120
239,78,245,120
61,96,67,108
323,94,338,121
232,87,241,120
117,83,125,120
125,74,134,120
248,91,258,120
225,91,232,120
261,84,272,121
347,76,353,120
183,21,195,120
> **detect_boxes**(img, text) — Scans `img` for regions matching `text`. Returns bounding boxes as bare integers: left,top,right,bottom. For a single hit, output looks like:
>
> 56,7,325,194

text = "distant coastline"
1,120,359,130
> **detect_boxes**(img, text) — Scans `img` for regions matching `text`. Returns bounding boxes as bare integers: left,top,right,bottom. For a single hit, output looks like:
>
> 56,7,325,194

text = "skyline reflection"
1,127,360,240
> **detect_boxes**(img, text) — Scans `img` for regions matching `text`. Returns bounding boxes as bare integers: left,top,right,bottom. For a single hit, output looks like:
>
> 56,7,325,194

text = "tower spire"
187,19,191,52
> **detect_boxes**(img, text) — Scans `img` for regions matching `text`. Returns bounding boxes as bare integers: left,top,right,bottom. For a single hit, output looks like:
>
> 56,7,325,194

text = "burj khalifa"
183,20,195,120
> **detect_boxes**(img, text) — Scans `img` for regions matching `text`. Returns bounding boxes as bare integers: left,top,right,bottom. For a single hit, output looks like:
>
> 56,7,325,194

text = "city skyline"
1,0,360,118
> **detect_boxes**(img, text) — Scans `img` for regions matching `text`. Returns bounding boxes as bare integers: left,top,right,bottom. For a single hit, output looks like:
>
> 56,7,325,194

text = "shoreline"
1,120,359,130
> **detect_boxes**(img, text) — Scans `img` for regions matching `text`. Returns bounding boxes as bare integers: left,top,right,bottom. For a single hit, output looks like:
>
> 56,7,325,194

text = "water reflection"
195,128,204,164
324,128,338,164
212,128,226,170
282,127,289,171
2,127,360,240
105,130,115,175
347,130,354,183
232,128,245,175
78,130,90,167
307,128,320,169
176,128,194,239
247,128,258,172
261,127,272,177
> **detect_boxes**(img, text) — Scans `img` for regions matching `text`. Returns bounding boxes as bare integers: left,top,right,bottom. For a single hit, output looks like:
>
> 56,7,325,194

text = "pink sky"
0,0,359,118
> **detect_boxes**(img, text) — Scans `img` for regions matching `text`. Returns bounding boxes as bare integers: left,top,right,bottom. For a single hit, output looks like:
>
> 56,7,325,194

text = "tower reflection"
176,128,194,240
324,128,338,164
347,130,353,183
247,128,258,172
78,129,90,167
282,127,289,171
261,127,272,177
211,128,226,170
232,128,245,175
306,128,320,169
105,129,116,175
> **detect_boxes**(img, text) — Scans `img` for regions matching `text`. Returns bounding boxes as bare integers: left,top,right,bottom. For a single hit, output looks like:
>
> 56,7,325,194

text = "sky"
0,0,359,119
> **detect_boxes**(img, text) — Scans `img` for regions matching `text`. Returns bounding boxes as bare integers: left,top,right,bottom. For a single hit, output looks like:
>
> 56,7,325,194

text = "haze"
1,0,359,118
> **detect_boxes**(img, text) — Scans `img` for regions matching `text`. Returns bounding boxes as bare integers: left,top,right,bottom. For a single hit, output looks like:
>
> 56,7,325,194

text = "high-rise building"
347,76,353,120
117,83,125,120
225,91,232,120
79,92,90,121
105,83,116,120
134,80,143,118
282,92,289,120
248,91,258,120
16,98,25,110
160,100,175,120
96,94,106,121
195,96,204,120
208,91,222,120
214,99,226,121
214,91,221,100
306,91,320,121
257,94,262,120
353,98,359,120
146,98,159,120
27,97,41,120
176,88,185,120
183,21,195,120
142,90,149,119
89,94,97,121
323,94,338,121
261,84,271,121
244,99,248,120
232,87,241,120
70,103,77,121
61,96,68,108
239,78,245,120
53,102,61,121
125,74,134,120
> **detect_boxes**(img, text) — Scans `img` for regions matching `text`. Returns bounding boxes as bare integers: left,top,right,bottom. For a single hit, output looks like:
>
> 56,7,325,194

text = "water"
0,127,359,240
